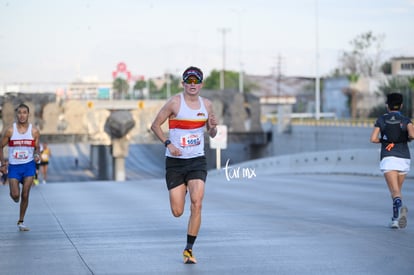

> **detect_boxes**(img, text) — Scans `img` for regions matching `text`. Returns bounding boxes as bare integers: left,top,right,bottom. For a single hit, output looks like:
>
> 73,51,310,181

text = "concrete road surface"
1,172,413,275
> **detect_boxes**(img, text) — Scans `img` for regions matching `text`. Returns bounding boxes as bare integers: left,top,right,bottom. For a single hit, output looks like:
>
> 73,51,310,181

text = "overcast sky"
0,0,413,84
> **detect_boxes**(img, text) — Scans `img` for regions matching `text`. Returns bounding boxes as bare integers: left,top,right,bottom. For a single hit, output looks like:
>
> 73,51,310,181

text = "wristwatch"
164,139,171,147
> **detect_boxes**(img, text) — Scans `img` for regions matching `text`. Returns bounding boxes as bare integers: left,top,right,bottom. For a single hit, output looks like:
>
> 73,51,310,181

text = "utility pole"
315,0,321,120
276,54,283,96
165,71,171,99
218,28,231,90
271,55,283,96
234,9,244,94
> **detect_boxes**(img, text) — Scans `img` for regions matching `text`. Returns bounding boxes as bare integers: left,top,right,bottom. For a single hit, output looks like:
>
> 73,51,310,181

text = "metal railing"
262,113,375,128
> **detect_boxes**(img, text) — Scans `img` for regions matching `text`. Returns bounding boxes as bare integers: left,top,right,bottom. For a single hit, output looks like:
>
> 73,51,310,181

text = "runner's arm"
151,99,175,144
407,122,414,141
204,99,218,138
370,126,381,143
0,126,12,172
32,126,41,162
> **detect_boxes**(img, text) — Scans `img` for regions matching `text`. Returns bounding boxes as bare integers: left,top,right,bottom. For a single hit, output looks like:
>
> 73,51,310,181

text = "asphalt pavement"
1,171,413,275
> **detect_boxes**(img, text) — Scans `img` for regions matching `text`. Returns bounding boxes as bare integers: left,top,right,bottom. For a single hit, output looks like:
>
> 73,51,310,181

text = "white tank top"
8,123,35,165
166,93,208,159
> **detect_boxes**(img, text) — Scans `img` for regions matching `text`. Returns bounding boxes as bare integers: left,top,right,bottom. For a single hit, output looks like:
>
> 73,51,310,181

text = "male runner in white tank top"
151,66,218,264
0,103,41,231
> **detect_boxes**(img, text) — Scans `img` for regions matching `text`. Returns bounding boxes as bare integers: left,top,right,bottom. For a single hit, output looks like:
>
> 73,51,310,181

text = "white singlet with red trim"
166,93,208,159
8,123,35,165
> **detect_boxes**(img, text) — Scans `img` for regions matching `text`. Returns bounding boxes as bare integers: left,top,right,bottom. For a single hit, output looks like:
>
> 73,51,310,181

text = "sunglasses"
184,78,202,85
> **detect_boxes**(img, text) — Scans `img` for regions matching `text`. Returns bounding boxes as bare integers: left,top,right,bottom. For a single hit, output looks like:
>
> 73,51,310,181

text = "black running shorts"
165,156,207,190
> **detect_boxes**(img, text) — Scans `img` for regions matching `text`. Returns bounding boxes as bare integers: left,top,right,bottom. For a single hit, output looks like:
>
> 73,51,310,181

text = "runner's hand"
167,144,182,157
0,164,7,174
208,113,218,129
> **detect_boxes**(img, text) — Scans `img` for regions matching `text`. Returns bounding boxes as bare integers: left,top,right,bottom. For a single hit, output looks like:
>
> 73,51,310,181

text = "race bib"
180,134,201,147
13,149,29,159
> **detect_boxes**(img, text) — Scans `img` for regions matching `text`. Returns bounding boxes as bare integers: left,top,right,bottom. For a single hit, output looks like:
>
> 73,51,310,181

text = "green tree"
409,77,414,91
203,70,221,90
338,31,385,78
113,78,129,99
133,80,147,99
158,75,182,98
206,70,238,90
335,31,385,118
381,61,392,75
369,76,412,118
203,69,255,92
133,80,146,91
147,80,159,99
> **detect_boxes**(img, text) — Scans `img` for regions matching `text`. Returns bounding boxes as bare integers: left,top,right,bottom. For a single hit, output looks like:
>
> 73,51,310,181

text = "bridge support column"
113,157,126,181
112,136,129,182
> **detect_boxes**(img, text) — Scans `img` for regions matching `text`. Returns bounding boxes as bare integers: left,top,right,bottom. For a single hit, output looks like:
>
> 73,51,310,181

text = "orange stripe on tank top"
169,119,206,129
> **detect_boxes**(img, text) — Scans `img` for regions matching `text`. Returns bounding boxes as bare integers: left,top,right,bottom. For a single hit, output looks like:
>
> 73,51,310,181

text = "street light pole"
165,71,171,99
233,9,244,93
218,28,231,91
315,0,321,120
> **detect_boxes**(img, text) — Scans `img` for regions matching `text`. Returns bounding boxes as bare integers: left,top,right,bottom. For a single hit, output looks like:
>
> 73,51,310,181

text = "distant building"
391,57,414,76
322,77,350,118
246,74,314,116
67,81,112,100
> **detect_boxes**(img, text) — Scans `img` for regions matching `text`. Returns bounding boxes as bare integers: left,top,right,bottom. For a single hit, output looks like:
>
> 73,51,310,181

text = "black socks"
185,234,197,250
393,197,402,219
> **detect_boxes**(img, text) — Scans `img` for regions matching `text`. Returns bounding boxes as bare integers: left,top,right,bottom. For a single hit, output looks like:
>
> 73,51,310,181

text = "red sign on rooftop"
112,62,131,81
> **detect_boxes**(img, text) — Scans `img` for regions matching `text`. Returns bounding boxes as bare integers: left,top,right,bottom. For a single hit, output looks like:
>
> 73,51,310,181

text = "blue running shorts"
8,161,37,183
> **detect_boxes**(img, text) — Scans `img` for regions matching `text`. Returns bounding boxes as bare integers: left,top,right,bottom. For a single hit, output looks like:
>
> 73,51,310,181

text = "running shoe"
389,218,399,229
183,249,197,264
398,206,408,229
17,221,30,231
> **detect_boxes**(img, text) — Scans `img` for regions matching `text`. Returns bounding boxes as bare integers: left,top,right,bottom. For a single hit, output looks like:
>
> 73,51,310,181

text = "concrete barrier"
209,148,414,178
